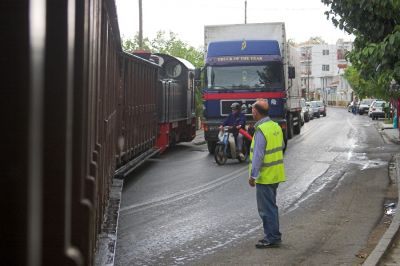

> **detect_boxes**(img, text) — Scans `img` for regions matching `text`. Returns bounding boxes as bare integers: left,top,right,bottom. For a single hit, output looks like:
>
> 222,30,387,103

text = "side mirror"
288,66,295,79
195,68,202,81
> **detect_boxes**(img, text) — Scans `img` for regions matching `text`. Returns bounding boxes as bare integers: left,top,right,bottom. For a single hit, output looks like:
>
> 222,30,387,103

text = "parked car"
309,101,320,118
306,101,314,120
358,99,374,115
368,100,386,120
300,98,309,123
316,100,327,117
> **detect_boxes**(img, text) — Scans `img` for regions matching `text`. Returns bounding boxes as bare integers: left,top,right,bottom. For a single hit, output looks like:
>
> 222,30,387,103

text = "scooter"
214,126,252,165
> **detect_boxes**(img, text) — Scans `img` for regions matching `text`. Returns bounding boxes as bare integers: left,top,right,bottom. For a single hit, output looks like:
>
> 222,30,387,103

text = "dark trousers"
256,183,281,243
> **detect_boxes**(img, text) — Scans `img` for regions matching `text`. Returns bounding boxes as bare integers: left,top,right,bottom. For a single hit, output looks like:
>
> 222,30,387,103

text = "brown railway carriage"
3,0,195,265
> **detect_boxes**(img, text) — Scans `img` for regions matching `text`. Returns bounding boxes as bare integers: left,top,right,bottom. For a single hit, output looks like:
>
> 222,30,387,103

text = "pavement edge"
95,178,123,266
363,155,400,266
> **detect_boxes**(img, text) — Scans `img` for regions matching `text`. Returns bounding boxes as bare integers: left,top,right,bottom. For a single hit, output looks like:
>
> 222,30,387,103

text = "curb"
363,155,400,266
379,122,400,145
194,140,206,145
95,178,123,266
193,129,206,145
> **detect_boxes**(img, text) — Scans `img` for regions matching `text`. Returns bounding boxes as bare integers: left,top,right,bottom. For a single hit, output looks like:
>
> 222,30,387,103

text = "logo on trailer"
241,40,247,50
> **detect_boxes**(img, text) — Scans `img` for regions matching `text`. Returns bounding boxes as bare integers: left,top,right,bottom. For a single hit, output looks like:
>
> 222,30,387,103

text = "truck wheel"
207,141,216,154
283,134,287,154
304,112,310,122
294,113,301,135
287,114,294,139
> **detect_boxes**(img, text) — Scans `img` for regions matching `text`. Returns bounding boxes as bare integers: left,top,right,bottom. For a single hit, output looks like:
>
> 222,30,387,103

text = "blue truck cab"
201,40,298,153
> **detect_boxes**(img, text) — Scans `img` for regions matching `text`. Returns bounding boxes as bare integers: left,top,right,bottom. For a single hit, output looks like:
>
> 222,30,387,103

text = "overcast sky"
116,0,354,48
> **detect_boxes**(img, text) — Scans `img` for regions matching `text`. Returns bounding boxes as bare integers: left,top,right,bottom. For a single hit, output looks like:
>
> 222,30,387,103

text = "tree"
122,31,204,68
344,66,388,100
287,39,297,47
122,34,152,52
322,0,400,96
299,36,327,45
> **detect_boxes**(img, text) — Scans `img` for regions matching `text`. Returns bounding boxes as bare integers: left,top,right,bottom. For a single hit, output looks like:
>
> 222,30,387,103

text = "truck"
197,22,302,153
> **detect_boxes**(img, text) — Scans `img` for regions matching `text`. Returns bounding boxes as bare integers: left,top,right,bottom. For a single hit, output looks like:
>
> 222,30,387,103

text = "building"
298,39,353,106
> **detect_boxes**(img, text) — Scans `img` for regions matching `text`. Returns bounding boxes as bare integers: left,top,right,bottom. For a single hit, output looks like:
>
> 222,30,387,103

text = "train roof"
154,53,195,70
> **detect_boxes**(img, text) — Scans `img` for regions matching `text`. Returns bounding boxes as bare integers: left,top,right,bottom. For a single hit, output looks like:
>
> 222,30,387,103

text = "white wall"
298,40,353,104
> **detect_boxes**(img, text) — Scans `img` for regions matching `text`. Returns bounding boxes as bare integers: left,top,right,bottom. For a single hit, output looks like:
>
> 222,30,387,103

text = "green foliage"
299,36,327,45
322,0,400,97
121,34,152,52
344,66,392,100
122,31,204,68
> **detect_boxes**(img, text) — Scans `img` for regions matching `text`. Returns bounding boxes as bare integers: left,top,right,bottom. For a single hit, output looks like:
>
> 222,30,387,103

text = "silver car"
309,101,320,118
305,101,315,120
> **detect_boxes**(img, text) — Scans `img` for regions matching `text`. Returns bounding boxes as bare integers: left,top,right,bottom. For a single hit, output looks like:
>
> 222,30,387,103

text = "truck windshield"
206,62,283,90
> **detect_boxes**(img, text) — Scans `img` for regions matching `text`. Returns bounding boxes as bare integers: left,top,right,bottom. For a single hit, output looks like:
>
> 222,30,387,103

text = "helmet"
230,102,241,110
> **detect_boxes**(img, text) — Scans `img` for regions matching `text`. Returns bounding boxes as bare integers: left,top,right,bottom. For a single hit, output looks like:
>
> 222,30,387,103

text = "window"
322,49,329,55
322,65,330,71
337,49,348,60
206,62,284,90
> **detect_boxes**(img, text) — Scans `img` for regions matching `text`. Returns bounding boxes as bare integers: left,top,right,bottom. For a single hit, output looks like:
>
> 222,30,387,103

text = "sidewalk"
364,122,400,265
192,129,206,145
379,122,400,145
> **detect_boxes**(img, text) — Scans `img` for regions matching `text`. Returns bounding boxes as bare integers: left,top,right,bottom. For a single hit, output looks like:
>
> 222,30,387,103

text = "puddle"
337,152,387,170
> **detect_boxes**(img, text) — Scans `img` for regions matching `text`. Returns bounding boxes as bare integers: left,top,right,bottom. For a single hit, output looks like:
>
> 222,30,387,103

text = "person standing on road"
248,98,286,248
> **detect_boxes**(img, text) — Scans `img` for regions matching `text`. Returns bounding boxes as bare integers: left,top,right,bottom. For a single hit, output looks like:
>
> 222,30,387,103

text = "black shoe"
255,239,281,249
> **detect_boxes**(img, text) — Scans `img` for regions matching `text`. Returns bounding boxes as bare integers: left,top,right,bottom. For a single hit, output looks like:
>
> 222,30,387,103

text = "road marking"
120,167,247,215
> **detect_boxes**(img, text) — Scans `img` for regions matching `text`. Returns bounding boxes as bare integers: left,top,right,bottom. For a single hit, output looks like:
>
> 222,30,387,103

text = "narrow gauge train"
115,52,197,178
6,1,196,263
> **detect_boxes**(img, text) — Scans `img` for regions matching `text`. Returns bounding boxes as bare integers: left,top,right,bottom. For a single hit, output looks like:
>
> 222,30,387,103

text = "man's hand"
248,177,255,187
236,125,242,130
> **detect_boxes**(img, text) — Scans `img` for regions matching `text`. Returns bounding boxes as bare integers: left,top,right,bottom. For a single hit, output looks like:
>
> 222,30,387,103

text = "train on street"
115,52,197,178
6,1,196,265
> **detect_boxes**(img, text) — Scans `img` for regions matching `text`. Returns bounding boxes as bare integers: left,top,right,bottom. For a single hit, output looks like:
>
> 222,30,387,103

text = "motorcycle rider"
219,102,246,160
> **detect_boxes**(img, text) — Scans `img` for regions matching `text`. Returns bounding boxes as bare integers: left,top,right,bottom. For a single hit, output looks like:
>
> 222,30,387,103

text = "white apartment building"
298,40,353,106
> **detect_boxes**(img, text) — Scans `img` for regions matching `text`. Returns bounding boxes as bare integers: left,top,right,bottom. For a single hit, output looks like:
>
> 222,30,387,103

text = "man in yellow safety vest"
248,98,286,248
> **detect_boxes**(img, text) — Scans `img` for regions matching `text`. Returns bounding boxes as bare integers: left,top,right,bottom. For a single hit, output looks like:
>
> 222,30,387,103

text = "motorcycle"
214,126,253,165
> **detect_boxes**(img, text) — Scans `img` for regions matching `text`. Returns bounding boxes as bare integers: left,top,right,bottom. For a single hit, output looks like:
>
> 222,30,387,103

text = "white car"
306,102,314,120
300,98,310,123
368,100,386,120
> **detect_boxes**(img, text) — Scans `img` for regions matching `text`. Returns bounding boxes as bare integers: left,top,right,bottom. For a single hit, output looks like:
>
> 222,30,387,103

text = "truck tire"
287,113,294,139
293,113,301,135
304,112,310,122
207,141,217,154
283,135,287,154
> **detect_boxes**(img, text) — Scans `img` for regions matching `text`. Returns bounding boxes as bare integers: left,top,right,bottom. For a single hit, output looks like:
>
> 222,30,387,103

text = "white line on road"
120,167,248,215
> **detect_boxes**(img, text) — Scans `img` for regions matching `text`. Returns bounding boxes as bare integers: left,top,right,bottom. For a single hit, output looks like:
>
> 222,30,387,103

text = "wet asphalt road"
115,107,399,265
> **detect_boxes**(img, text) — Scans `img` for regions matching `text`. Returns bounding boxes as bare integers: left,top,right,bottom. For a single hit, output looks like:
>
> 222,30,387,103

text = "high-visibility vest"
249,120,286,184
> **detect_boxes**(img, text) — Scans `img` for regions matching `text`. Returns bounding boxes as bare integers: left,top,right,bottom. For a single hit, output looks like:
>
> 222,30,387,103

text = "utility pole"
307,67,310,100
307,47,310,100
138,0,143,49
244,0,247,24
